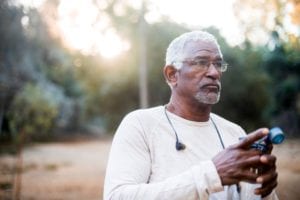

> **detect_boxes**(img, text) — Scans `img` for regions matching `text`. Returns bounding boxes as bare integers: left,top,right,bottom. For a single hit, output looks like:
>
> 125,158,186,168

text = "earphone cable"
164,105,181,145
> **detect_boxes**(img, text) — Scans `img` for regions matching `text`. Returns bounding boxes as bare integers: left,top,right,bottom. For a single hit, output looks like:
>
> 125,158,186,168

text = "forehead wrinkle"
191,47,221,54
193,55,223,60
184,42,222,59
192,48,218,52
189,49,222,60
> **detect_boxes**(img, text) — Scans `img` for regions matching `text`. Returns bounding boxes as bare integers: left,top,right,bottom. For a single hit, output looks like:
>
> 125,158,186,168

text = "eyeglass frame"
173,58,229,72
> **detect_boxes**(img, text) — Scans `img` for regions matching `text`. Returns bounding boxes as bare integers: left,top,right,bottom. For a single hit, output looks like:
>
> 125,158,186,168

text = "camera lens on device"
269,127,285,144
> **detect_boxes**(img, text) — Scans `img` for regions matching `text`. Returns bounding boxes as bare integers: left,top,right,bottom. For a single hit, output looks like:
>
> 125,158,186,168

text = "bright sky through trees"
57,0,131,58
19,0,243,58
19,0,299,58
147,0,242,44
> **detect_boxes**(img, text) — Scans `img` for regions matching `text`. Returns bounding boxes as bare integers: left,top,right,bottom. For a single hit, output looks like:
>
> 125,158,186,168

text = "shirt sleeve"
103,112,224,200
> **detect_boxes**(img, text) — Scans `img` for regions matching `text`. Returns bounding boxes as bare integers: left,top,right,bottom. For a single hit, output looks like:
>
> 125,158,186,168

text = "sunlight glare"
148,0,244,45
57,0,130,58
98,30,131,58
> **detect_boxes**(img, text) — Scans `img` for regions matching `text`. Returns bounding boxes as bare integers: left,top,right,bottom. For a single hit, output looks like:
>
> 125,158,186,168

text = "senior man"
103,30,278,200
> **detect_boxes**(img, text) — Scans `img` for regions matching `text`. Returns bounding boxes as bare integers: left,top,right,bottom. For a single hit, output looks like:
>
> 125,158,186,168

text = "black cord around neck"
164,105,225,151
210,116,225,149
164,106,186,151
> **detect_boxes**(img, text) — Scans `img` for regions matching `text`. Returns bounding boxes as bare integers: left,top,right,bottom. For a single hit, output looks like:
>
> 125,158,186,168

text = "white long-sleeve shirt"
103,106,278,200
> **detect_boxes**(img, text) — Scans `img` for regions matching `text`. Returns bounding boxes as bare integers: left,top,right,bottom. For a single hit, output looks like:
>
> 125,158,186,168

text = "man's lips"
201,83,220,91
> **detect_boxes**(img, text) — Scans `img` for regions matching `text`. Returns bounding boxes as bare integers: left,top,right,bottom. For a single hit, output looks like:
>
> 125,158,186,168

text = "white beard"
195,90,221,105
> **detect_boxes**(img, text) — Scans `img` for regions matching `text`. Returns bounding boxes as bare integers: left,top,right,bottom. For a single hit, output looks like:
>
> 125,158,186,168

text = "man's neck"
166,99,212,122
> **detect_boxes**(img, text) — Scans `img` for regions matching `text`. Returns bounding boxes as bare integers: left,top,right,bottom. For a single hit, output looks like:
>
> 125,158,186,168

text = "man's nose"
206,63,221,79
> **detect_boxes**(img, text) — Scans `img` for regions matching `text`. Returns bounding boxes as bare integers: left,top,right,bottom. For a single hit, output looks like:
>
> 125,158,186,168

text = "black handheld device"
241,127,285,153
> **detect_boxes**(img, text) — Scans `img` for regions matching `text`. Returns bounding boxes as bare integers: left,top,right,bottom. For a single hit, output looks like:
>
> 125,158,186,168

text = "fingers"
255,181,278,198
218,165,260,184
259,154,276,175
260,154,276,166
236,128,269,149
257,154,277,180
255,171,278,197
232,154,277,185
255,155,278,197
237,153,261,168
256,169,277,184
239,168,260,183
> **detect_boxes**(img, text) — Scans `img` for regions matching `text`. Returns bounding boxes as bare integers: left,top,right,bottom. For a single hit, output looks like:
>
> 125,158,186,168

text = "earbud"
176,141,186,151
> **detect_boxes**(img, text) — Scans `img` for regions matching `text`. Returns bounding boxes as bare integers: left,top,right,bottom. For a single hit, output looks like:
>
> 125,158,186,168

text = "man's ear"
163,65,178,87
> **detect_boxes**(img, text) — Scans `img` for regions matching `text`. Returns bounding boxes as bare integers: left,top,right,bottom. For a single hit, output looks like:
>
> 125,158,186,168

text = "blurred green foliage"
8,83,58,141
0,0,299,144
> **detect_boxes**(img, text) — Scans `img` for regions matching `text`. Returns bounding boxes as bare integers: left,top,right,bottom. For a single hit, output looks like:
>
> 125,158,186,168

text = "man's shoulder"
123,105,164,122
118,106,165,136
130,105,164,115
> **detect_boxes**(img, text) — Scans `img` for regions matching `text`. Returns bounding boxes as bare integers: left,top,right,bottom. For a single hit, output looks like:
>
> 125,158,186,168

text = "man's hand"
255,154,278,197
212,128,278,197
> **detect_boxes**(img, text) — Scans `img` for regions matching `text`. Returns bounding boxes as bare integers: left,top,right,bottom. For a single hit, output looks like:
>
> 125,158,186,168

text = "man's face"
174,40,223,105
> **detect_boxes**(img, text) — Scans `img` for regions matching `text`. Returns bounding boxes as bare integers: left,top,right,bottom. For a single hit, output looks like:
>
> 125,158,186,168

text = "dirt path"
1,139,112,200
1,138,300,200
273,139,300,200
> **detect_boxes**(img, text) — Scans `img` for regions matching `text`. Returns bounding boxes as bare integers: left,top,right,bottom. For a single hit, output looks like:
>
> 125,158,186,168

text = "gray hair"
165,31,222,69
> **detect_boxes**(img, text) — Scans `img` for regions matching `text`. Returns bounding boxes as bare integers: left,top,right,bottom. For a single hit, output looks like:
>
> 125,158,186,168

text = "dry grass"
0,138,299,200
273,139,300,200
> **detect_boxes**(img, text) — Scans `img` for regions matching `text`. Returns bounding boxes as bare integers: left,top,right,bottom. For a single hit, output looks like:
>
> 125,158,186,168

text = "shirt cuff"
191,160,224,196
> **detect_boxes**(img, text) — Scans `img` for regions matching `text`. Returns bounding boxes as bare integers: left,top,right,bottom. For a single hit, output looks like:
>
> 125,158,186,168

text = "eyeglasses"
175,59,229,72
